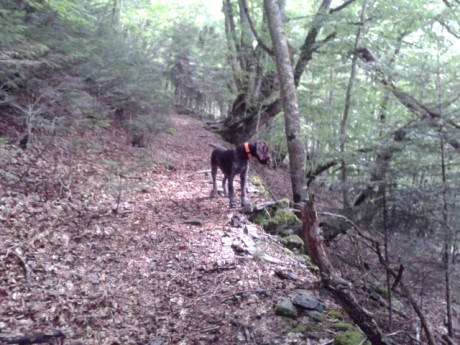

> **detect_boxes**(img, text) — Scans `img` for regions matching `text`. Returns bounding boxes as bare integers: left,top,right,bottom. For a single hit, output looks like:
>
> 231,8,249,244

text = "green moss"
302,255,319,272
250,175,264,186
280,235,304,250
305,323,322,333
376,286,388,298
292,324,307,333
265,209,301,234
330,323,354,331
249,175,270,198
283,317,294,327
334,330,366,345
327,310,344,320
276,198,291,209
249,212,270,228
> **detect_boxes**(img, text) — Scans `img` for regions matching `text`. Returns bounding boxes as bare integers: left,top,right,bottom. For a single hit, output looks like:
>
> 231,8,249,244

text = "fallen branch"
0,330,65,344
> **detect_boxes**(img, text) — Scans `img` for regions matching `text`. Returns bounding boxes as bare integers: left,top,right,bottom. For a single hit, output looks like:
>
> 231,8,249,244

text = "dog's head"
251,141,271,165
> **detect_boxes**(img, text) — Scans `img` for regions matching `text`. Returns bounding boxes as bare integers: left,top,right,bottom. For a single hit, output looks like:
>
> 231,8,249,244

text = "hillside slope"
1,115,341,345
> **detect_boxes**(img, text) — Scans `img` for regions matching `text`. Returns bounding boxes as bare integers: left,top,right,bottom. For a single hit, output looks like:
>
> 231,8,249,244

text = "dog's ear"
255,141,271,162
256,141,267,155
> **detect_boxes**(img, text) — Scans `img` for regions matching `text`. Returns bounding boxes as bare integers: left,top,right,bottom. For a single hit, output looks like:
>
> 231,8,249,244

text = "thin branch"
330,0,359,13
241,0,273,55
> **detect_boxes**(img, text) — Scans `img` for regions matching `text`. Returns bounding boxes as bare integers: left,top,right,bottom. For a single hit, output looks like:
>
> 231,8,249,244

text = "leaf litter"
0,115,325,345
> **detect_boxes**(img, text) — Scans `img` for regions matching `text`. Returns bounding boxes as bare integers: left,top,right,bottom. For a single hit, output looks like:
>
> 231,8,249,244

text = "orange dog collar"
244,142,252,158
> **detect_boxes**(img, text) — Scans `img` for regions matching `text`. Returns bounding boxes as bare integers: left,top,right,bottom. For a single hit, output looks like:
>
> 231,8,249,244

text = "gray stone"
279,228,295,237
275,298,298,318
244,224,260,239
292,290,325,313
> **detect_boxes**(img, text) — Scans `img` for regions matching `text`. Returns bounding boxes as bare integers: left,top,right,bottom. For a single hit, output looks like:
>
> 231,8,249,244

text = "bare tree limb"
330,0,359,14
241,0,273,55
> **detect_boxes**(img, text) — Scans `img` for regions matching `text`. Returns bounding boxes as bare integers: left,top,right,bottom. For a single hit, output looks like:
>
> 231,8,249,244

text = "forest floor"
2,113,458,345
0,114,344,345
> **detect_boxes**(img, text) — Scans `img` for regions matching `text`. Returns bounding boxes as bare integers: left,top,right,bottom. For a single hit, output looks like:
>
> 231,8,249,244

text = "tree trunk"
264,0,307,203
220,0,343,144
300,197,391,345
340,0,367,209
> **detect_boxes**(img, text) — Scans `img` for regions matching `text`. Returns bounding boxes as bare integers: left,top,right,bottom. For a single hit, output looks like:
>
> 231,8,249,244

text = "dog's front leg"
211,164,218,197
240,171,247,206
228,174,237,208
222,175,228,196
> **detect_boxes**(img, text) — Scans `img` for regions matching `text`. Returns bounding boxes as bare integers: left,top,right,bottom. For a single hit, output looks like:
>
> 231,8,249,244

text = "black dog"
211,141,271,208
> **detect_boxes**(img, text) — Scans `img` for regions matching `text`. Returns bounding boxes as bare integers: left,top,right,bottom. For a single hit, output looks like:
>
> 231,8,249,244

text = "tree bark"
220,0,351,144
264,0,307,203
340,0,367,209
300,197,391,345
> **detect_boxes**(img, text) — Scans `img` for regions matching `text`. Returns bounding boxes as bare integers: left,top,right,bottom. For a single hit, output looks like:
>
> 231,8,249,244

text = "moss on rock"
334,330,367,345
280,235,304,251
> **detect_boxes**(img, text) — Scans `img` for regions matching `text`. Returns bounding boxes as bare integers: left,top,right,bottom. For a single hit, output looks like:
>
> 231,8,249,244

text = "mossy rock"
275,298,298,318
250,212,270,228
280,235,304,251
265,208,301,235
334,330,367,345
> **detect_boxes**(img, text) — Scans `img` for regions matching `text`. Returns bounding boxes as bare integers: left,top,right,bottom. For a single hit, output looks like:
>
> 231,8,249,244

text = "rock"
231,215,246,228
249,200,301,235
184,219,203,226
279,228,295,237
292,290,325,313
244,224,260,239
275,270,301,282
260,254,284,265
307,311,326,322
280,235,304,251
275,298,298,318
240,234,256,248
241,202,254,213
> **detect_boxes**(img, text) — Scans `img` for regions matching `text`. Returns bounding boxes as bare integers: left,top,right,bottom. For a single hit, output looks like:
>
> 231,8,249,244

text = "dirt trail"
1,115,318,345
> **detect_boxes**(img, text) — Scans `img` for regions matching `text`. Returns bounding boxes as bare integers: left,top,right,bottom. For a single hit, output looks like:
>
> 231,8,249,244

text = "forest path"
1,114,318,345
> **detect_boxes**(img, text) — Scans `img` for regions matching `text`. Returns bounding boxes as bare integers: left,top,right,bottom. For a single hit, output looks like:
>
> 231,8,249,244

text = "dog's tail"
209,143,227,150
